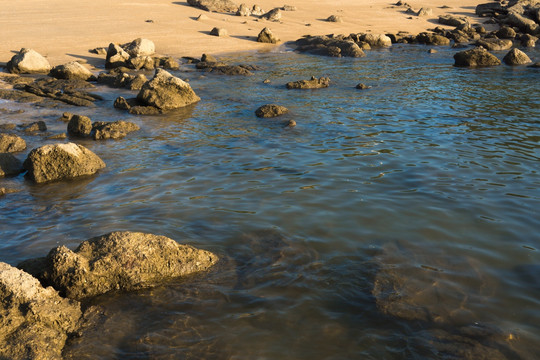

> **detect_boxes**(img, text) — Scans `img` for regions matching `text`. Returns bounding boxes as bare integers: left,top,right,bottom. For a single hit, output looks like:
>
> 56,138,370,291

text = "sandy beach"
0,0,488,66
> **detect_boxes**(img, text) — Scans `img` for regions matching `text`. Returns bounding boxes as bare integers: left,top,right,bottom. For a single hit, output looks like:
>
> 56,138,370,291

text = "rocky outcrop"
187,0,238,13
91,121,140,140
295,35,365,57
0,262,82,360
195,60,257,75
20,78,101,107
286,76,330,89
454,47,501,67
438,14,468,27
257,27,280,43
261,7,282,21
6,48,51,74
0,133,26,153
23,143,106,183
19,231,219,300
0,153,22,177
255,104,289,118
503,47,532,64
49,61,96,81
476,38,514,51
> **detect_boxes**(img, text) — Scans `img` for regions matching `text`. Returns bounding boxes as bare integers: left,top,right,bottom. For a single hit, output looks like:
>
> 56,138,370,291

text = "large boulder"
49,61,95,81
255,104,289,118
23,143,106,183
67,114,93,137
0,153,22,177
19,231,219,300
137,68,201,110
0,262,81,360
286,76,330,89
257,27,280,43
6,48,51,74
121,38,155,57
186,0,238,13
503,48,532,64
454,47,501,67
0,133,26,153
261,8,282,21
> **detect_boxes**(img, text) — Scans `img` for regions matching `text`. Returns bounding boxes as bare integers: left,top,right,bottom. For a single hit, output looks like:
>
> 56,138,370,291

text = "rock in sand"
257,27,280,43
6,48,51,74
49,61,95,81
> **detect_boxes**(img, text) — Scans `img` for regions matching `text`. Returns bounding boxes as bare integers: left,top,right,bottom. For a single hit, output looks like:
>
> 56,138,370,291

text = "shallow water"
1,44,540,359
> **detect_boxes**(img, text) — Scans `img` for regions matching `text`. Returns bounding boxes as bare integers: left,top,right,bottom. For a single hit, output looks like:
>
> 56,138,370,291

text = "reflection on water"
1,45,540,358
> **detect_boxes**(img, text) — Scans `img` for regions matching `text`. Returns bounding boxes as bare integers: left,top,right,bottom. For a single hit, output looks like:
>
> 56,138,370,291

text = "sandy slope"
0,0,487,66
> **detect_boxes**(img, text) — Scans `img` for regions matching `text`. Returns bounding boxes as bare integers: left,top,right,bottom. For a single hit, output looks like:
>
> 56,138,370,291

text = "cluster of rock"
295,33,392,57
66,113,139,140
1,231,219,359
194,53,260,75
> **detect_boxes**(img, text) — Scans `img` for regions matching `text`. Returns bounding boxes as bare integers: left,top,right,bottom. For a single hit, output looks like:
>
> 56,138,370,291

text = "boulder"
121,38,155,57
154,56,180,70
496,26,517,39
438,15,468,27
67,114,93,137
137,69,200,110
261,7,282,21
0,262,82,360
257,27,280,43
362,33,392,47
503,48,532,65
251,4,264,16
326,15,343,23
186,0,238,13
49,61,95,81
415,33,451,45
255,104,289,118
23,143,106,183
520,33,538,47
505,12,539,34
236,3,251,16
416,7,433,16
105,43,130,69
356,83,371,89
128,56,155,70
210,27,228,36
295,35,366,57
475,38,514,51
91,121,140,140
454,47,501,67
0,153,22,177
0,134,26,153
19,231,219,300
286,76,330,89
6,48,51,74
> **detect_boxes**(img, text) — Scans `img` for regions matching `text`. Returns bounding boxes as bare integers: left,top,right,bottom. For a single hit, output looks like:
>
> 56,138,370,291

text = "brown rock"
286,76,330,89
255,104,289,118
454,47,501,67
0,134,26,153
503,48,532,65
0,153,22,177
137,69,200,110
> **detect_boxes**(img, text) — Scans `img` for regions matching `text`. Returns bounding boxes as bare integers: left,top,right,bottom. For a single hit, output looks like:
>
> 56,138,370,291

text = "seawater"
1,45,539,359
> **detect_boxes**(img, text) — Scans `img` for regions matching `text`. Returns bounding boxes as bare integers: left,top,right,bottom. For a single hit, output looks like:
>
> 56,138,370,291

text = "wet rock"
0,153,22,177
503,48,532,65
6,48,51,74
91,121,140,140
128,56,155,70
22,78,100,107
476,2,506,17
286,76,330,89
295,35,365,57
261,7,282,21
255,104,289,118
0,88,44,103
97,70,146,89
121,38,155,58
195,60,256,75
505,12,539,35
137,69,200,111
520,33,538,47
356,83,371,89
415,32,451,45
438,14,468,27
476,38,514,50
496,26,517,39
326,15,343,23
454,47,501,67
113,96,132,110
23,142,106,183
129,105,162,115
20,121,47,133
105,43,131,69
362,33,392,47
210,27,228,36
49,61,96,81
20,231,218,300
0,133,26,153
0,262,82,360
187,0,238,13
67,114,93,137
236,3,251,16
154,56,180,70
257,27,280,43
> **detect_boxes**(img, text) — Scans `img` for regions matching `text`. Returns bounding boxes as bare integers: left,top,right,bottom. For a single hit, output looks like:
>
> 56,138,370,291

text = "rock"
0,262,82,360
0,153,22,177
505,12,539,34
89,47,108,55
476,2,506,17
415,33,451,45
496,26,517,39
20,121,47,133
326,15,343,23
438,14,468,27
129,105,162,115
362,33,392,47
201,53,218,62
286,76,330,89
113,96,132,110
97,70,146,89
196,13,210,20
48,133,67,140
503,48,532,65
128,56,155,70
0,134,26,153
49,61,95,81
121,38,155,57
91,121,140,140
195,61,256,75
475,38,514,51
0,89,44,103
210,27,228,36
137,69,201,110
236,3,251,16
23,143,106,183
257,27,280,43
416,7,433,16
355,83,371,89
255,104,289,118
251,4,264,16
67,114,93,137
261,7,282,21
154,56,180,70
454,47,501,67
282,5,296,11
428,48,438,53
286,119,296,127
20,231,219,300
105,43,130,69
520,33,538,47
295,35,365,57
186,0,238,13
20,78,101,107
6,48,51,74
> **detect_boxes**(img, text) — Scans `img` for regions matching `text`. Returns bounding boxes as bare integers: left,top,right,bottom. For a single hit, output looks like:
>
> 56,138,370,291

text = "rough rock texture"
0,262,81,360
438,14,468,27
503,48,532,64
121,38,155,57
261,7,282,21
97,70,148,90
23,143,106,183
286,76,330,89
154,56,180,70
362,33,392,47
415,33,451,46
105,43,131,69
295,35,365,57
255,104,289,118
195,60,257,75
496,26,517,39
210,27,228,36
128,56,155,70
187,0,238,13
251,4,264,16
257,27,280,43
20,231,219,300
6,48,52,74
236,3,251,16
520,33,538,47
0,153,22,177
49,61,95,81
21,78,101,107
92,121,140,140
505,12,539,34
326,15,343,23
20,121,47,133
454,47,502,67
0,133,26,153
476,38,514,51
67,114,93,137
137,69,200,110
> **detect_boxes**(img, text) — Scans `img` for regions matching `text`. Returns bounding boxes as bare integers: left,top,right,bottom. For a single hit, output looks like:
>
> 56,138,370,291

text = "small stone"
355,83,371,90
286,119,296,127
428,48,438,53
0,153,22,177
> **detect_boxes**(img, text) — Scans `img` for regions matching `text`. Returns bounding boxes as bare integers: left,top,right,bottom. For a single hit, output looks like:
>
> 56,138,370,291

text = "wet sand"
0,0,487,66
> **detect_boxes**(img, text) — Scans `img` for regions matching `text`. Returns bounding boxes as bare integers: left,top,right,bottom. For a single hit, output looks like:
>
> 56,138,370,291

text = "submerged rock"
22,78,101,107
0,262,82,360
6,48,51,74
49,61,96,81
0,133,26,153
137,69,200,110
257,27,280,43
503,48,532,65
19,231,219,300
23,143,106,183
454,47,501,67
286,76,330,89
255,104,289,118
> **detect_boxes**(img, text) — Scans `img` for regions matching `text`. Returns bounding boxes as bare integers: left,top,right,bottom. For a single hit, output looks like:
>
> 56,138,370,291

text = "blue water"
1,44,539,359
